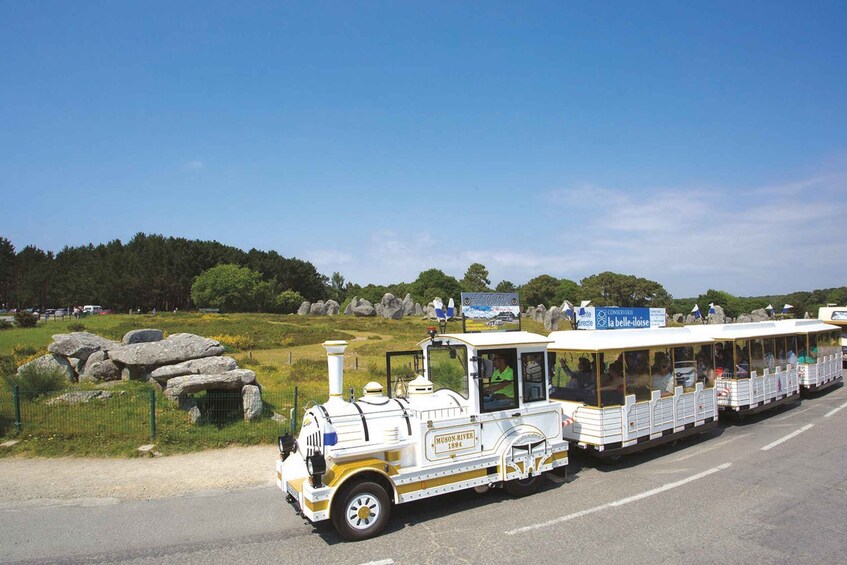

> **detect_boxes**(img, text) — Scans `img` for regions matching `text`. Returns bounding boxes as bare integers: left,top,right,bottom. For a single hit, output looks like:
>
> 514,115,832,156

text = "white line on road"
359,560,394,565
505,463,732,536
824,400,847,418
672,434,749,462
774,406,812,421
760,424,813,451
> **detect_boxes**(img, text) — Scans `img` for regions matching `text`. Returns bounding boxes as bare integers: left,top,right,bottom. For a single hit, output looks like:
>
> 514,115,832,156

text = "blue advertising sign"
576,307,666,330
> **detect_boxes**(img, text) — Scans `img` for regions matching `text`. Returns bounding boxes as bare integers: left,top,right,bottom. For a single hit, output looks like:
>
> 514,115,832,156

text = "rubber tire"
331,480,392,542
503,474,542,497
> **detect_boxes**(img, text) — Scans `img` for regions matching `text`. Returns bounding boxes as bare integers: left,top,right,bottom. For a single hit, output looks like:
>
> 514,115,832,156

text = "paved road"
3,382,846,564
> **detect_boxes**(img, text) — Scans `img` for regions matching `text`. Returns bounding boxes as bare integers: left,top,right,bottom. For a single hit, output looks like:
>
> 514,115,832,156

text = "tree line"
0,233,327,312
1,235,843,317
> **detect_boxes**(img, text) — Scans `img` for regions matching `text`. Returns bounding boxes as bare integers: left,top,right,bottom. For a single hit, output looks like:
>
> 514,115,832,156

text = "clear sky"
2,1,846,298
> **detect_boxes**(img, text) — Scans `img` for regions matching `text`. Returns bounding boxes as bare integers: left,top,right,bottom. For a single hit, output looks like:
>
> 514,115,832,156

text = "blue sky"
2,1,846,298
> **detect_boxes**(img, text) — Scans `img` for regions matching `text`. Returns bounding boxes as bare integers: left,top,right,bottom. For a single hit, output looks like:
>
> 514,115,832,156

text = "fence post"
288,351,292,365
149,389,156,439
355,355,359,370
291,386,298,433
13,384,21,434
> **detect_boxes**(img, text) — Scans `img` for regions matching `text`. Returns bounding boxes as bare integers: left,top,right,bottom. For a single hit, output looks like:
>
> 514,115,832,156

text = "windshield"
427,344,469,398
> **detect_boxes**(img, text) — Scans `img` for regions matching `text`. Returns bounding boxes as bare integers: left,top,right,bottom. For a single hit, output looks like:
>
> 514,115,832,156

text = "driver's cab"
386,331,553,417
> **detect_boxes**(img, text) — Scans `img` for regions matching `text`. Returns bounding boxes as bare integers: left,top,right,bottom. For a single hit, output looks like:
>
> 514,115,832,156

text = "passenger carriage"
547,327,718,458
687,322,801,417
275,331,569,540
817,305,847,369
775,319,843,393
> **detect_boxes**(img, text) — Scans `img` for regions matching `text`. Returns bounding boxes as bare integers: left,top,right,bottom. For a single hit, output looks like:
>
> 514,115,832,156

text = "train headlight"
278,434,295,461
306,452,327,487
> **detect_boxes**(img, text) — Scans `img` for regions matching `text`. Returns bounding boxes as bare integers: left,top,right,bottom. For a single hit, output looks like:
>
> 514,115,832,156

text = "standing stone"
673,313,684,324
122,329,164,345
343,300,354,315
352,298,375,317
181,397,202,424
380,293,404,320
544,306,562,331
81,358,120,382
533,305,547,323
402,294,415,316
242,385,263,421
17,354,75,382
150,356,238,383
108,333,225,367
325,300,340,316
310,301,327,316
297,301,311,316
708,305,727,324
750,308,769,322
414,303,424,316
736,314,753,323
48,332,120,363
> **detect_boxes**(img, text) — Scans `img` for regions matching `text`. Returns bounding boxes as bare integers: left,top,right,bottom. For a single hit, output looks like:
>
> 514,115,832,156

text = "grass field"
1,312,547,457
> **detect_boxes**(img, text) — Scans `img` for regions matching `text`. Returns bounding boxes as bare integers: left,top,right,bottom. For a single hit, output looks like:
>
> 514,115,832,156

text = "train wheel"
331,481,391,541
504,474,542,497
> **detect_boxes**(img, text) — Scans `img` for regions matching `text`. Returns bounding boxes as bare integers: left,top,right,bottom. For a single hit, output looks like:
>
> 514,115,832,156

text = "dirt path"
0,445,278,507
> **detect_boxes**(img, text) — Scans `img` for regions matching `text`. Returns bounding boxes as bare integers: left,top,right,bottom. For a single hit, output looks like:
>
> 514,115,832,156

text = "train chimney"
323,340,348,405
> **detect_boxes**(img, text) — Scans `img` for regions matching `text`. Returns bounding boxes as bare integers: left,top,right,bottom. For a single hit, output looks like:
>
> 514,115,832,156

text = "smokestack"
323,340,348,405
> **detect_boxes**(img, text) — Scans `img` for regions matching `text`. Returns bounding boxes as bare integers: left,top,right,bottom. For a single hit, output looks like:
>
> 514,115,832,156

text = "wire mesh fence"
0,383,331,452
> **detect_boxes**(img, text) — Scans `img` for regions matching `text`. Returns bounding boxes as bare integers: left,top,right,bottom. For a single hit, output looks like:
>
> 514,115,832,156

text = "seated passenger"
651,357,675,397
600,362,624,392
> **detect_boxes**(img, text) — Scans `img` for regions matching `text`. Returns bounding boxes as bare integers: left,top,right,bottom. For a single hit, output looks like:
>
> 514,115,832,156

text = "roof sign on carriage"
576,306,666,330
461,292,521,333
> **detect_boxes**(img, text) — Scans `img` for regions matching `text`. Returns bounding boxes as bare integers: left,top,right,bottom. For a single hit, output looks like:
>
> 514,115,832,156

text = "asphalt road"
3,381,846,565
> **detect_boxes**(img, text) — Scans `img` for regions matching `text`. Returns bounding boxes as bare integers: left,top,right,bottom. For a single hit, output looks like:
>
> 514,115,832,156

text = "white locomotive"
276,330,569,540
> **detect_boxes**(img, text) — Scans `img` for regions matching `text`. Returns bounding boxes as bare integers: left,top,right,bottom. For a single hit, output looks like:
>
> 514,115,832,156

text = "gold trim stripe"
396,468,491,494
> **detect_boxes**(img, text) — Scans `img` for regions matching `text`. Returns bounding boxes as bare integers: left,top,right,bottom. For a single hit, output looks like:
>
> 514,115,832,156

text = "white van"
83,305,103,315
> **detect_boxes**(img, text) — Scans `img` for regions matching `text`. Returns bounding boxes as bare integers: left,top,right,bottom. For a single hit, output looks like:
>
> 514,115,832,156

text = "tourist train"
275,318,843,540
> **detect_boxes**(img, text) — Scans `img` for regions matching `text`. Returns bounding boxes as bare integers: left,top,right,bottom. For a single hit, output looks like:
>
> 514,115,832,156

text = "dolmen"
18,330,263,422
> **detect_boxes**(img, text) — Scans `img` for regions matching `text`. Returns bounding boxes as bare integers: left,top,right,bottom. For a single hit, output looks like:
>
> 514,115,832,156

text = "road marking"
760,424,813,451
505,463,732,536
824,400,847,418
359,560,394,565
672,434,749,462
774,406,812,421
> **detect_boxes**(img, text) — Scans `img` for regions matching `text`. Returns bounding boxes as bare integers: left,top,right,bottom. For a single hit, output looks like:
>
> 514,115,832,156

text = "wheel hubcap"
347,494,380,530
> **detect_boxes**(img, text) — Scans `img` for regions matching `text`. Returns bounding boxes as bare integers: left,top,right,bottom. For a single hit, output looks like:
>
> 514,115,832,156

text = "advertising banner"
575,307,666,330
461,292,521,332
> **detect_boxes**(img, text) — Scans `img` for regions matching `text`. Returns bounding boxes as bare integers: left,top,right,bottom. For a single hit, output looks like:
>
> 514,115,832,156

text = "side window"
521,351,546,403
480,349,519,412
427,344,469,398
598,350,625,407
624,349,652,401
549,351,598,405
672,345,695,391
694,344,715,388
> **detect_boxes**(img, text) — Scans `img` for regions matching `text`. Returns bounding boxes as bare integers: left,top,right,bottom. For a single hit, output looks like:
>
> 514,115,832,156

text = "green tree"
461,263,491,292
191,264,269,312
494,280,516,293
581,272,672,308
274,289,306,314
521,274,559,307
408,269,463,304
329,272,347,302
695,289,743,318
553,278,583,306
0,237,16,309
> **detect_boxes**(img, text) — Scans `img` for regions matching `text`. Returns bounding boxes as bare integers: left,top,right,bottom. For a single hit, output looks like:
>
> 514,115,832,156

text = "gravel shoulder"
0,445,278,507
